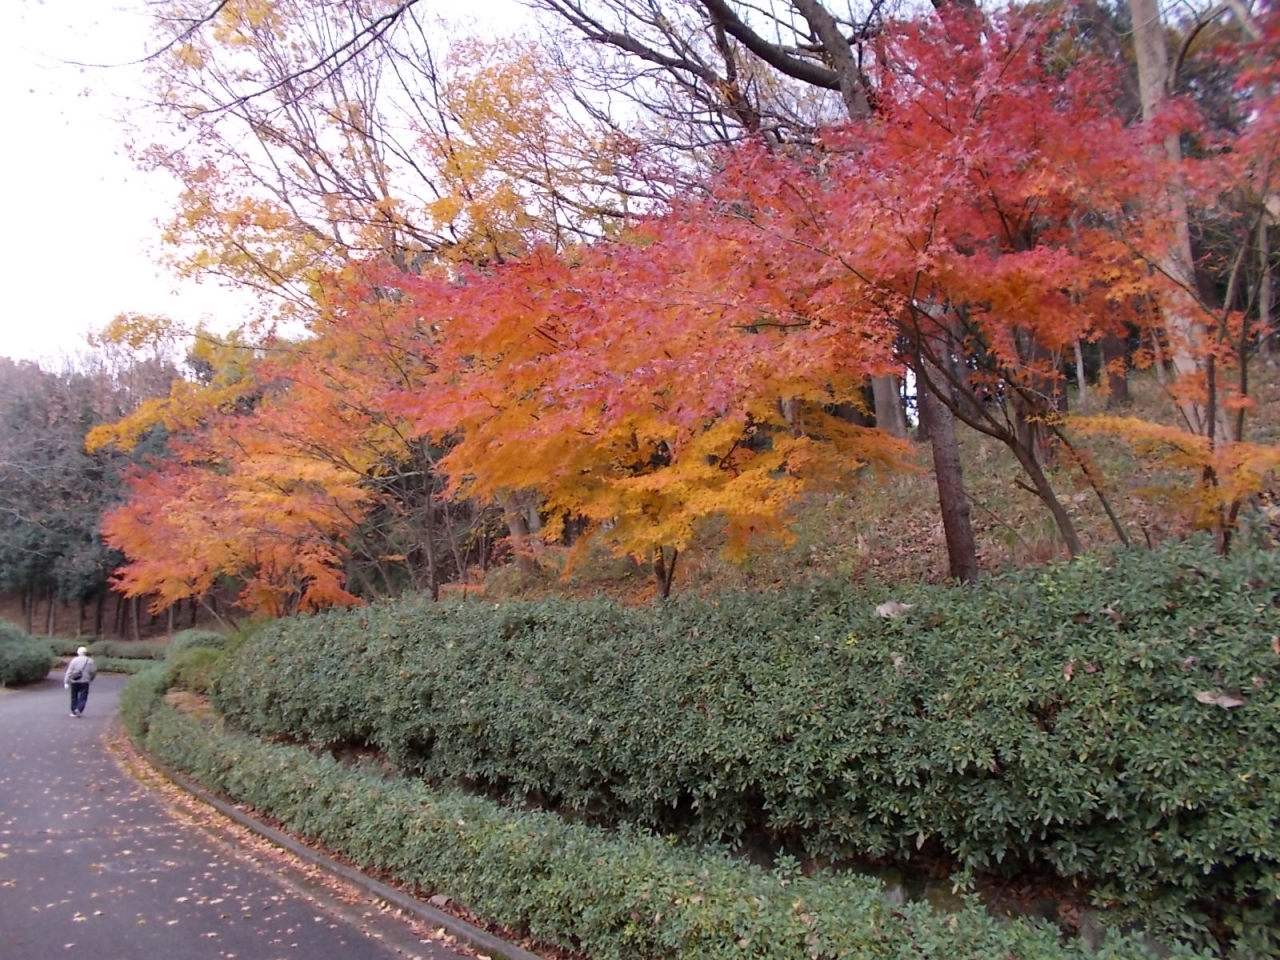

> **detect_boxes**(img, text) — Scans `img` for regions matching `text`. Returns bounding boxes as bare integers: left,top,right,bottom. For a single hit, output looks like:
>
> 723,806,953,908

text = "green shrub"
118,665,169,739
166,647,224,695
47,640,156,675
95,639,169,660
0,621,55,686
211,540,1280,953
130,672,1198,960
51,638,169,660
94,657,158,675
49,638,80,657
167,629,226,659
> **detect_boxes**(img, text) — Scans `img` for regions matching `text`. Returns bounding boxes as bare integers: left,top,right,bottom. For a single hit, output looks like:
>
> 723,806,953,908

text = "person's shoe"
71,712,78,717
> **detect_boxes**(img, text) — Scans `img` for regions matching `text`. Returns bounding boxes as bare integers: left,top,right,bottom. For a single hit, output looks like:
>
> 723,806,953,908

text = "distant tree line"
0,352,173,636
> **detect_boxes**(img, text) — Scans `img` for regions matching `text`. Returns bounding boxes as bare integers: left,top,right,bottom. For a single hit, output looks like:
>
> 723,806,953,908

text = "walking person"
64,646,97,717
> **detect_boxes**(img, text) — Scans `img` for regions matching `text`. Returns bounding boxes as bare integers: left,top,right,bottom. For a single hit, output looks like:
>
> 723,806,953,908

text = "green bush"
0,621,55,686
118,664,170,739
95,657,158,675
51,638,169,660
211,540,1280,953
95,639,169,660
49,638,80,657
130,672,1197,960
167,629,227,659
166,647,224,695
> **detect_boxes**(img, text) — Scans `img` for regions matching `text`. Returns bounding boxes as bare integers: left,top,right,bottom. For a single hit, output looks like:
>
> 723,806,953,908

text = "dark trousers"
69,682,90,714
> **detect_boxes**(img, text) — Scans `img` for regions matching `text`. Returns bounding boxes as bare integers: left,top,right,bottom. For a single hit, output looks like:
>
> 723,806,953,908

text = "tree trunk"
418,505,440,600
130,596,142,643
829,386,875,428
497,490,536,577
915,369,932,444
1262,215,1274,359
1100,331,1131,406
45,589,56,637
917,362,979,582
94,593,105,638
1129,0,1211,435
1074,340,1090,415
872,374,908,439
1009,439,1084,557
23,586,34,635
653,546,679,600
781,397,803,436
1150,329,1171,385
1013,332,1064,464
791,0,904,446
524,495,544,536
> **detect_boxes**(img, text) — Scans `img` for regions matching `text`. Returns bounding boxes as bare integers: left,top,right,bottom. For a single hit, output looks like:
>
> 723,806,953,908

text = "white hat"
77,647,88,656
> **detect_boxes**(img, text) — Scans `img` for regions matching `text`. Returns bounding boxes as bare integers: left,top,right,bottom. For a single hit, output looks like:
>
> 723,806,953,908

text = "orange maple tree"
339,233,913,596
90,329,372,618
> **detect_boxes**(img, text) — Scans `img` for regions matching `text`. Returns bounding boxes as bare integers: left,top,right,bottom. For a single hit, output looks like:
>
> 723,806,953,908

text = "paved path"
0,671,474,960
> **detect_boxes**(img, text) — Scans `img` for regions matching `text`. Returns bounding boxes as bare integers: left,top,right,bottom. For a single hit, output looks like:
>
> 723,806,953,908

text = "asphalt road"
0,671,474,960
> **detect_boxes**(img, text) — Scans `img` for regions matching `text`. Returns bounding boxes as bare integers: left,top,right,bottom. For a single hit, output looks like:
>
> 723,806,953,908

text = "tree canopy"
68,0,1280,613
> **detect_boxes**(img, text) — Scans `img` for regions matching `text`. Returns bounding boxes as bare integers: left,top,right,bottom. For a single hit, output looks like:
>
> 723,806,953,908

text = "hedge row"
0,621,54,686
212,541,1280,953
50,637,169,660
126,670,1194,960
94,657,163,676
47,630,226,671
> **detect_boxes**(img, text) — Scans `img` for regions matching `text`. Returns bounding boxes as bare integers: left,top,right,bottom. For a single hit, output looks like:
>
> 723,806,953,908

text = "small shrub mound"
212,540,1280,954
129,673,1195,960
166,647,224,695
0,621,55,686
119,664,169,739
167,629,227,659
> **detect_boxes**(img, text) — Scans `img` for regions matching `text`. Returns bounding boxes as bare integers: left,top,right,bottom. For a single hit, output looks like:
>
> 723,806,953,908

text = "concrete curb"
146,755,545,960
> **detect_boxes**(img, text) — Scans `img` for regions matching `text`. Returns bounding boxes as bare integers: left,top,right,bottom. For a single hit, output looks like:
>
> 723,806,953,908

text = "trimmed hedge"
0,622,55,686
130,677,1195,960
212,541,1280,953
51,637,169,661
96,657,166,676
119,664,169,739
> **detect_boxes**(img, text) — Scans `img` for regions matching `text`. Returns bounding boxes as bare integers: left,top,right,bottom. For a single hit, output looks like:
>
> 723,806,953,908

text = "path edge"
133,739,546,960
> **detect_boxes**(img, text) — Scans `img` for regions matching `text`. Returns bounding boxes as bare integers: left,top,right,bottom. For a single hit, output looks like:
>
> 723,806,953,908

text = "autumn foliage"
89,3,1280,615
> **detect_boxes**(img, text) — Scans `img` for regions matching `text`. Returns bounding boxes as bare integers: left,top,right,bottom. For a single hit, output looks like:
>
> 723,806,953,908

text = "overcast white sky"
0,0,260,366
0,0,529,368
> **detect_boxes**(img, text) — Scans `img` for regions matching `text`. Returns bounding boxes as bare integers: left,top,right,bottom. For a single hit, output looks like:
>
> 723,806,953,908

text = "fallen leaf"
1194,690,1245,708
875,601,914,618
